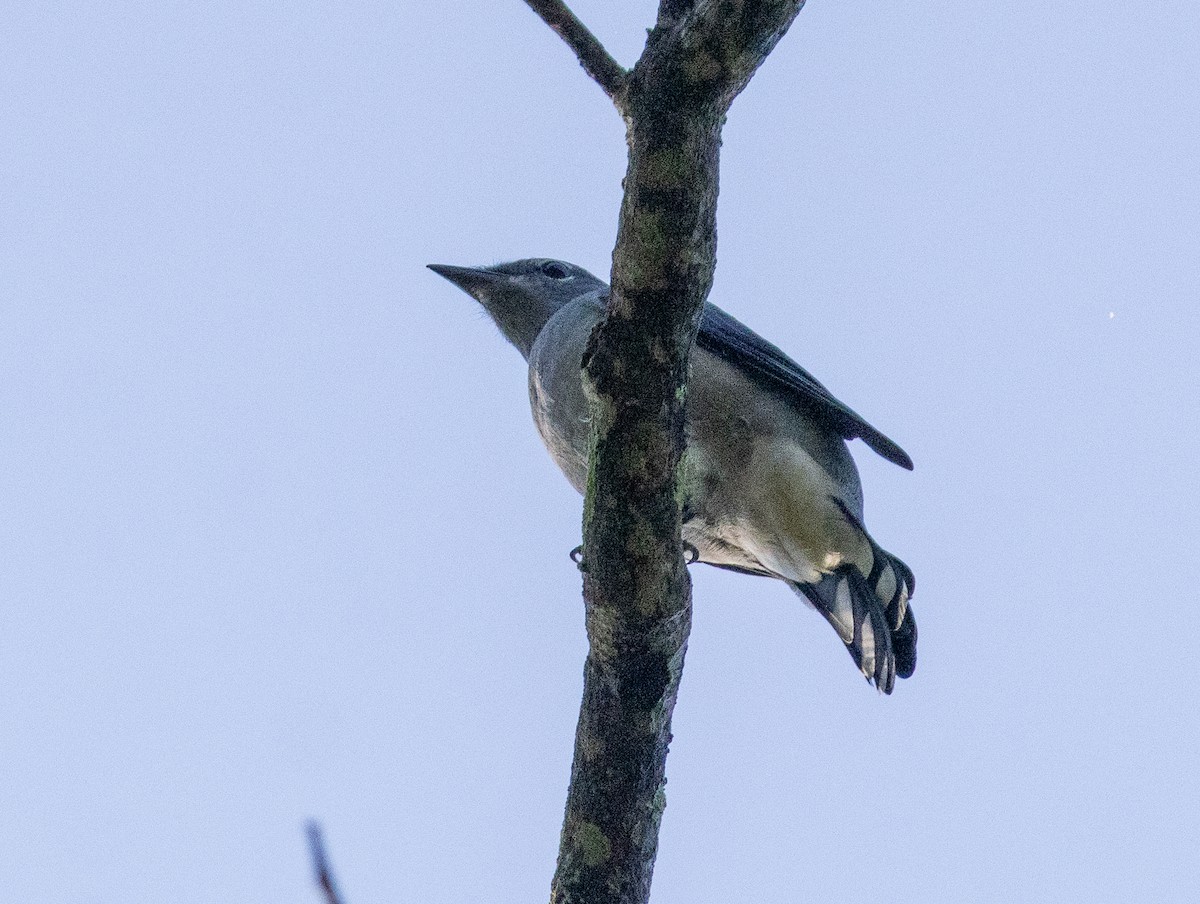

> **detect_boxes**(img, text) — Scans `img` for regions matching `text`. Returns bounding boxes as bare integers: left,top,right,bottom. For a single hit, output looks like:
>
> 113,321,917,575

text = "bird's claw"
572,543,696,569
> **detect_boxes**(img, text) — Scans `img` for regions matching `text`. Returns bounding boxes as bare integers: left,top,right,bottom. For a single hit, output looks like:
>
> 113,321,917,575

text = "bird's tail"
792,544,917,694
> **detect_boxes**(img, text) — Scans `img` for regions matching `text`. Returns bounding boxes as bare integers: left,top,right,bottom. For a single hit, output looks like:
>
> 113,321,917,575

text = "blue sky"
3,2,1198,902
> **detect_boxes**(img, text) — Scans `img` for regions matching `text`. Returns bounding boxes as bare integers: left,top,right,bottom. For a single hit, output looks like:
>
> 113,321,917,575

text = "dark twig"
522,0,627,105
305,821,346,904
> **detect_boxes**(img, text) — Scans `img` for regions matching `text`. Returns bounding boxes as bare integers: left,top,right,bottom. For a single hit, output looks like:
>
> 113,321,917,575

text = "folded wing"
697,304,913,470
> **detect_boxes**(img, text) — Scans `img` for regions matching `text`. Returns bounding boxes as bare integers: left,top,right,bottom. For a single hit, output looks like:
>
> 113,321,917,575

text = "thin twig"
522,0,627,105
305,821,347,904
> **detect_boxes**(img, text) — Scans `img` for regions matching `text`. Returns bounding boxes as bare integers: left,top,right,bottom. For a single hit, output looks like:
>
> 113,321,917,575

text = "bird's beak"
427,263,503,298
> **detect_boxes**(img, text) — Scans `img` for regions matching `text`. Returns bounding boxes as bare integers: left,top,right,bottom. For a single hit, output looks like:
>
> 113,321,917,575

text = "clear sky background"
3,2,1198,902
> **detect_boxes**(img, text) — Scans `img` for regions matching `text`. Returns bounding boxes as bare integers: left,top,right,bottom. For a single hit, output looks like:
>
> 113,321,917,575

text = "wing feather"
697,304,913,470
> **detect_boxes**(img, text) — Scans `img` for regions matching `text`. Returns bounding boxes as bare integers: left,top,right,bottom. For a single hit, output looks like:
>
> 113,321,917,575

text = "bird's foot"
571,542,697,570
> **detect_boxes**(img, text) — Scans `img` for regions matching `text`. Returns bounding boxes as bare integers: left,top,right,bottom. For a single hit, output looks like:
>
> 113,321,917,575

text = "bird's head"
428,258,607,358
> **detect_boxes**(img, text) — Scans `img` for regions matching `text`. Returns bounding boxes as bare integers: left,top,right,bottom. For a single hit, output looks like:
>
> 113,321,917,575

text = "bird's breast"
526,303,598,494
528,364,590,493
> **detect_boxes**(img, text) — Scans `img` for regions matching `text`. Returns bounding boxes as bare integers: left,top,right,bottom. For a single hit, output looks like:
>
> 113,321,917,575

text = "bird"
428,258,917,693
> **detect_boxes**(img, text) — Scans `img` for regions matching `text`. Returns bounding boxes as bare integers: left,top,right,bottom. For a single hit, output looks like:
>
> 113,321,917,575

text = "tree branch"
658,0,809,109
522,1,628,106
519,2,808,902
655,0,701,29
305,821,347,904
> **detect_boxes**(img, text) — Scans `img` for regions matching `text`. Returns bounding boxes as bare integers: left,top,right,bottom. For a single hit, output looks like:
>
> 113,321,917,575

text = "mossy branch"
519,3,810,902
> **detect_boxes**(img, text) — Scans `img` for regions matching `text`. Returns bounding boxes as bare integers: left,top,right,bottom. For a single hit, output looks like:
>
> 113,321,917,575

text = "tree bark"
521,3,808,902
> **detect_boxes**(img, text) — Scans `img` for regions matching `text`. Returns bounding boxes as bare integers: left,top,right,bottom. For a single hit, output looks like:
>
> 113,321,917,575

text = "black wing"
696,303,913,470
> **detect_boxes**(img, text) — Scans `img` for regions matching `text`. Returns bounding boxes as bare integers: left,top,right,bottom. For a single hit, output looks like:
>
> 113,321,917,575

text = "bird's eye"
540,261,570,280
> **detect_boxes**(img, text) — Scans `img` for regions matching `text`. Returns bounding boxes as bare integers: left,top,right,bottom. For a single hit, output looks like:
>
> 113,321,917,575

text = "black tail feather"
792,548,917,693
893,606,917,680
884,552,917,679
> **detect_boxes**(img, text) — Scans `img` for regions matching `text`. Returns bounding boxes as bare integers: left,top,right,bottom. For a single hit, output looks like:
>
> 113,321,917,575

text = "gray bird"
429,258,917,693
